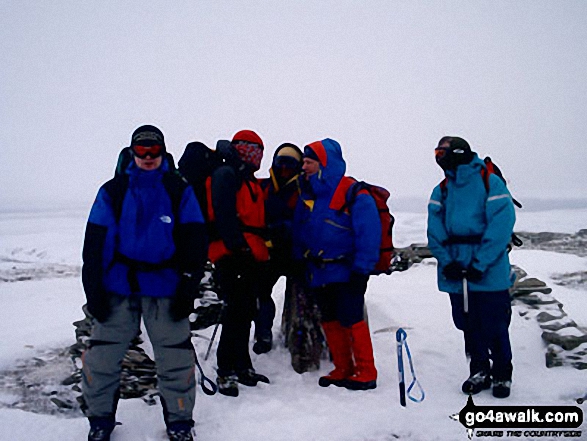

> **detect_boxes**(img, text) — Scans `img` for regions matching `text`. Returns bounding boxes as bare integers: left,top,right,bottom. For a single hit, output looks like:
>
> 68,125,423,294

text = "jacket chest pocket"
324,218,351,230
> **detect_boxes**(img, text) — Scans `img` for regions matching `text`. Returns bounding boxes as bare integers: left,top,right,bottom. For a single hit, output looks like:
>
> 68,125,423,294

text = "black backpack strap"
162,172,189,220
103,175,130,222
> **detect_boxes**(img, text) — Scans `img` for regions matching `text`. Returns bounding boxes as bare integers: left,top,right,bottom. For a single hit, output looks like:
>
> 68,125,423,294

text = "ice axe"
396,328,425,407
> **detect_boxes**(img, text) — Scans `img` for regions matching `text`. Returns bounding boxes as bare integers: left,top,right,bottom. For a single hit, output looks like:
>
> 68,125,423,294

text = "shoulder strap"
103,175,129,222
329,176,357,212
162,171,189,220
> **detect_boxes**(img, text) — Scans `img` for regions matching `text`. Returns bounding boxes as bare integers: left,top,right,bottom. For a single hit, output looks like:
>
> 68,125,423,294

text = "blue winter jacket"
293,139,381,288
427,154,516,293
85,160,206,298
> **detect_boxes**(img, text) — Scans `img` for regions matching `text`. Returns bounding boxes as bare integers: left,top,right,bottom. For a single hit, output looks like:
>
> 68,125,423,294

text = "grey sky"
1,1,586,211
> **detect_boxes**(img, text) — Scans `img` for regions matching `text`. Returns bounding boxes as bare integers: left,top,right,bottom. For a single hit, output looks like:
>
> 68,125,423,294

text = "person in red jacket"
206,130,270,397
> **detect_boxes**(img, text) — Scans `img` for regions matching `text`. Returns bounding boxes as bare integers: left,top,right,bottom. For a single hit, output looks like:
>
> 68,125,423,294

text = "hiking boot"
344,376,377,391
319,367,352,387
87,417,115,441
492,380,511,399
236,368,270,387
217,373,239,397
252,337,272,354
462,371,492,395
166,421,195,441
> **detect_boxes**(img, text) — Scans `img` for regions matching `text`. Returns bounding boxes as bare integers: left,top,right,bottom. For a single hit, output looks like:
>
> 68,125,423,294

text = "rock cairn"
66,305,159,413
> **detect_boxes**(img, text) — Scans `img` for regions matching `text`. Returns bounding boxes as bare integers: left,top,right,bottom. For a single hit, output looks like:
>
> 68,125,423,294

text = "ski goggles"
132,143,164,159
434,146,449,157
273,155,299,169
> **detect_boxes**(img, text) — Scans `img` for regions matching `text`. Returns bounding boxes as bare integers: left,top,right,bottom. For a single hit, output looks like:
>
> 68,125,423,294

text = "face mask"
233,141,264,171
435,146,472,170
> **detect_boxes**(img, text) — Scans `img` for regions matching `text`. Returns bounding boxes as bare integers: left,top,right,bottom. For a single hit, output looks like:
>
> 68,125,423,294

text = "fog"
1,1,586,212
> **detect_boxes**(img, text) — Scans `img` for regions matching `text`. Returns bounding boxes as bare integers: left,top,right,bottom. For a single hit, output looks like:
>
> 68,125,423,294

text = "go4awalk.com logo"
450,396,583,439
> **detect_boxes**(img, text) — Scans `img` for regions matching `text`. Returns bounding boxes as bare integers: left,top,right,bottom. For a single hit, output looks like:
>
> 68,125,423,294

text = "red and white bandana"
234,141,263,171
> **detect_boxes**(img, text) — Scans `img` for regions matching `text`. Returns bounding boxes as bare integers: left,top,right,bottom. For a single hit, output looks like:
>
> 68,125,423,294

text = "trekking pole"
396,328,425,407
204,301,225,361
462,275,471,361
462,276,469,314
396,328,407,407
194,350,218,395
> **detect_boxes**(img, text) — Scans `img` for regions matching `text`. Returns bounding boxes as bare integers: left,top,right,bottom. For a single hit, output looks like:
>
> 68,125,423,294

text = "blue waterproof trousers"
449,289,513,381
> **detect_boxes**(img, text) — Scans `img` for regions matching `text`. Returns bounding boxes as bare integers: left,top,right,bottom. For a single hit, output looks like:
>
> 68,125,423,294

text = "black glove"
349,272,370,291
86,291,112,323
231,246,257,274
466,265,484,282
289,260,306,279
442,261,466,280
169,273,201,321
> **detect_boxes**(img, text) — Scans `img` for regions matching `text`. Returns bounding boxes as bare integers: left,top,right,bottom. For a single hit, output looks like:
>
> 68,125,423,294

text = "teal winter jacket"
427,154,516,293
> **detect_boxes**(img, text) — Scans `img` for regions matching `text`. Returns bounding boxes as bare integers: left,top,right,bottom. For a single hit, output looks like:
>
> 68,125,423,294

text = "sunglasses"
132,144,164,159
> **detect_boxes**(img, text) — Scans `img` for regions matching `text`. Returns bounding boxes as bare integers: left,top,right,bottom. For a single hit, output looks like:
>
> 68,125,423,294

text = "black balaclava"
435,136,474,171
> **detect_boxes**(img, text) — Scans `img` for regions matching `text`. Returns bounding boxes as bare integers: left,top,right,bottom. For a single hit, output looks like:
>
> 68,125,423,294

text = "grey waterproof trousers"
82,295,195,424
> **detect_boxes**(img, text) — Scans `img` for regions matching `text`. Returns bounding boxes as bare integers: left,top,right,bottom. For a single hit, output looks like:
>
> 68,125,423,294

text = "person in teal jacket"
427,136,516,399
293,138,381,390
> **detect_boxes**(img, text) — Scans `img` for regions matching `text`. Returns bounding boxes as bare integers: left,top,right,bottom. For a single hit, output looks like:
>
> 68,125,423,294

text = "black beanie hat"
448,137,471,152
131,125,165,147
303,146,320,162
436,136,474,170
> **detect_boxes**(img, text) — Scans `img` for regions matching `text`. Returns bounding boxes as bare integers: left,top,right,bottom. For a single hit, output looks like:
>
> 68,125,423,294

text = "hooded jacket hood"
304,138,346,197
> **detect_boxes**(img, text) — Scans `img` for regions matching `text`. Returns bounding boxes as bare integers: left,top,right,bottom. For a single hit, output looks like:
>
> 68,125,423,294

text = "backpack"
178,141,230,221
439,156,523,247
335,177,395,275
105,147,187,222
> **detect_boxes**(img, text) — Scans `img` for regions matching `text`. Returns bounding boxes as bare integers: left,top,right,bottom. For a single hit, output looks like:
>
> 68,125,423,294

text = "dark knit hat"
436,136,474,170
303,146,320,162
131,125,165,147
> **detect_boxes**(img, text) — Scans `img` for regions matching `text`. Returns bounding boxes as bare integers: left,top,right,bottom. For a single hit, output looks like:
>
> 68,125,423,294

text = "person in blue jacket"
293,138,381,390
427,136,516,399
81,125,207,441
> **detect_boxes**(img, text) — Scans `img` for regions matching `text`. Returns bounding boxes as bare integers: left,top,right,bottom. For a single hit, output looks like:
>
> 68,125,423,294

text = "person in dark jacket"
206,129,270,397
293,139,381,390
427,136,516,399
253,143,303,355
81,125,208,441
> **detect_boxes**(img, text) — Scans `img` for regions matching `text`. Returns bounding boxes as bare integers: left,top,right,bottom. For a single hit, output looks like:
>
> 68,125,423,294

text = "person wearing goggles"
428,136,516,399
253,144,313,367
82,125,206,441
131,137,165,171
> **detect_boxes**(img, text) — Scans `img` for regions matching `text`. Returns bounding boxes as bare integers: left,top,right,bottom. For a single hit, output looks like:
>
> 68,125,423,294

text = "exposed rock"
551,271,587,288
515,230,587,257
541,330,587,351
539,317,578,332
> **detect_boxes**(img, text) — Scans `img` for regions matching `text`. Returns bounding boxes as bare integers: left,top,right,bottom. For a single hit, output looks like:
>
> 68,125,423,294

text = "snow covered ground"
0,207,585,441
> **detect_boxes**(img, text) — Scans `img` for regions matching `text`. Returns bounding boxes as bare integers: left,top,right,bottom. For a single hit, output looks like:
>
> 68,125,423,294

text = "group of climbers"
80,126,516,441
